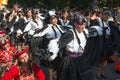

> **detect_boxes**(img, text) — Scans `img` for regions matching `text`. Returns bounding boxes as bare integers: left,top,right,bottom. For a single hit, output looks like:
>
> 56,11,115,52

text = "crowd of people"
0,4,120,80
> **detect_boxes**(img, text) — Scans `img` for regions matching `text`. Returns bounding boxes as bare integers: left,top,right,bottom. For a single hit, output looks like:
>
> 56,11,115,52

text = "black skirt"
57,36,105,80
58,55,94,80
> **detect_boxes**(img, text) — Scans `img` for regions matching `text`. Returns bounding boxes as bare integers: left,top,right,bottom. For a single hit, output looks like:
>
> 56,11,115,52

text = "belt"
66,52,83,57
105,35,110,38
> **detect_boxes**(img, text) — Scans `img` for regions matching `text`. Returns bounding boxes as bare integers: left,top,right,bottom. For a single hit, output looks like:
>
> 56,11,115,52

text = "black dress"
57,28,103,80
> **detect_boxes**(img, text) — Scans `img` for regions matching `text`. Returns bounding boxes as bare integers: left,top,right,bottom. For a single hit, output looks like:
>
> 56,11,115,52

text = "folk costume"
34,15,65,80
1,47,45,80
57,15,104,80
0,32,16,77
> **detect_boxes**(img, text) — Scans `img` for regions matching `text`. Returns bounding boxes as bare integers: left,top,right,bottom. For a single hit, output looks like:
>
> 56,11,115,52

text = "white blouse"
24,19,43,35
34,24,65,39
66,29,88,53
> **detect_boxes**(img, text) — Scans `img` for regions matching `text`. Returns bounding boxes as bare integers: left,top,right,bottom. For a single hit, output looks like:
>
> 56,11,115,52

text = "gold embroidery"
18,66,34,80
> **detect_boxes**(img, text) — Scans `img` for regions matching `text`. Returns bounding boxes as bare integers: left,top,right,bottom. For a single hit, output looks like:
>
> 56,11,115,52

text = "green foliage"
7,0,120,9
8,0,44,8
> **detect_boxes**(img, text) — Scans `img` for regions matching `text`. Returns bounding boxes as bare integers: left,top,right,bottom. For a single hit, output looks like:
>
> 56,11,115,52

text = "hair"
18,60,33,75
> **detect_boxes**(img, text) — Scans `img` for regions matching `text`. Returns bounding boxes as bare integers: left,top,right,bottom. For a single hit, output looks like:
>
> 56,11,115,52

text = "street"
94,52,120,80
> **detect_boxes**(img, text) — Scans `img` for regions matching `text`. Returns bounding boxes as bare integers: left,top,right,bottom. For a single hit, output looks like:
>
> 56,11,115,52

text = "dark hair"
102,11,111,16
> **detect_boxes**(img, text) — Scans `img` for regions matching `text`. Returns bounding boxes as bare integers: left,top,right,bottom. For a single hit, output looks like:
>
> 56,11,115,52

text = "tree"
7,0,120,9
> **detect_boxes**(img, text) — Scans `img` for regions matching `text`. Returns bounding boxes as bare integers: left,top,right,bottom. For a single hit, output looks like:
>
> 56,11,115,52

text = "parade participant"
24,9,33,23
89,10,101,27
23,10,44,48
114,9,120,53
34,13,66,60
12,12,27,47
58,8,73,30
57,12,109,80
57,14,93,80
96,11,114,79
24,10,43,36
7,4,19,23
6,4,19,34
33,13,66,80
0,7,9,30
34,14,65,57
0,31,16,77
88,10,110,78
1,45,45,80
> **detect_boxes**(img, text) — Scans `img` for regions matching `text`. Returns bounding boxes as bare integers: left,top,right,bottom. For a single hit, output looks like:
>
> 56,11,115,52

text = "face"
33,14,39,21
50,18,58,25
102,14,109,21
14,6,18,12
63,11,69,18
74,23,86,33
3,8,7,12
117,10,120,19
27,10,32,18
19,13,24,19
18,52,29,65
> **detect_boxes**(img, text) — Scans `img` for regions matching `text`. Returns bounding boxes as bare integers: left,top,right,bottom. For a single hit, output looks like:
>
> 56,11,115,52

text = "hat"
13,47,29,57
49,15,57,20
49,10,56,16
74,15,86,25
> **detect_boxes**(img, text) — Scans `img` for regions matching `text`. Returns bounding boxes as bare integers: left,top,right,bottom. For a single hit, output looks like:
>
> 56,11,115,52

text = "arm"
23,22,31,33
33,25,49,37
58,30,74,48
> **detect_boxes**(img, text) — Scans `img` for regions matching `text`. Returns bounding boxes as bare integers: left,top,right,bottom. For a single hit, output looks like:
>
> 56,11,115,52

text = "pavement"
94,52,120,80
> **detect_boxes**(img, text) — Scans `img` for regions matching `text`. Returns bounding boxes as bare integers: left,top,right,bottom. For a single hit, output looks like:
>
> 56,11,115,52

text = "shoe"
101,74,107,79
116,70,120,74
96,76,102,79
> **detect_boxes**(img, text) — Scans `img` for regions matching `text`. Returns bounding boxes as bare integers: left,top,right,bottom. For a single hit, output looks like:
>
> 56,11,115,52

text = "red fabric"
108,55,115,62
32,63,45,80
0,39,10,46
1,63,45,80
0,46,16,64
13,47,29,58
1,65,20,80
115,60,120,72
0,30,5,35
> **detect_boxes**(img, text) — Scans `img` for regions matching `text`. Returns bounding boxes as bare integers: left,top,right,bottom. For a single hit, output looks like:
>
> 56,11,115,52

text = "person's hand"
35,28,41,33
22,34,26,40
16,34,21,38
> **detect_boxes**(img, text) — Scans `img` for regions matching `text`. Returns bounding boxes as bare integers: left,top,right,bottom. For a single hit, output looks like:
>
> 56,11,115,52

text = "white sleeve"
98,18,103,27
37,20,43,29
33,26,49,37
24,22,31,32
15,16,19,23
17,29,23,34
48,39,59,61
